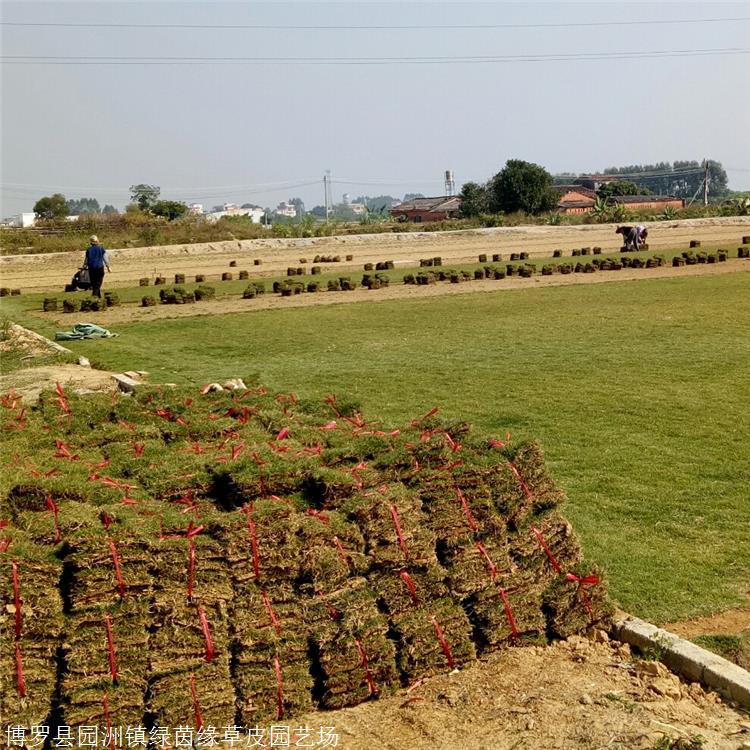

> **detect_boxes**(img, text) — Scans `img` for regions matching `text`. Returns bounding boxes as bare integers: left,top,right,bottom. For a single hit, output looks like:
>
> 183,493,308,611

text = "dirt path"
294,635,748,750
2,218,749,292
667,606,750,640
35,257,750,327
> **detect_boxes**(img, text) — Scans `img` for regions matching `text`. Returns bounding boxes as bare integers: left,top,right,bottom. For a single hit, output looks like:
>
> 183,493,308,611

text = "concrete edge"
613,615,750,708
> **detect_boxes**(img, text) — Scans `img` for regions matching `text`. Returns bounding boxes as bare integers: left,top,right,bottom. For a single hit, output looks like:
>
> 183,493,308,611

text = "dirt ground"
2,217,749,293
294,633,749,750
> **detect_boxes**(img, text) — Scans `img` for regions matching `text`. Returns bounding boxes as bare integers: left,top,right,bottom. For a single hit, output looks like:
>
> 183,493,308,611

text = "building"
206,206,265,223
275,202,297,218
11,212,37,228
555,186,597,214
556,186,685,215
389,196,461,223
188,203,204,215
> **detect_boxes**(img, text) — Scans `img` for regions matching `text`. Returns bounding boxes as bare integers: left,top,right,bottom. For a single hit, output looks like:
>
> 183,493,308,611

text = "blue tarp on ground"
55,323,119,341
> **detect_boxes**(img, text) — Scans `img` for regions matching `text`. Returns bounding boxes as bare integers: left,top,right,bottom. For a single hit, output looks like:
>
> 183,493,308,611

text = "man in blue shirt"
84,235,111,298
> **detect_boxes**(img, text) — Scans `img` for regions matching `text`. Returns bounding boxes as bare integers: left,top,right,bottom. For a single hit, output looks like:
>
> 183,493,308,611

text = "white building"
12,213,37,228
206,206,265,224
275,201,297,218
188,203,204,215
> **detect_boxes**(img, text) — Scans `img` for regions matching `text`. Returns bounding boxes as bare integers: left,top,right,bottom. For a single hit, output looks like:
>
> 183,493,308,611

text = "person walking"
84,235,111,298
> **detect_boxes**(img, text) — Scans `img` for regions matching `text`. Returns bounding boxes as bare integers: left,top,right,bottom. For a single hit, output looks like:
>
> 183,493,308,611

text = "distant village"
3,173,687,229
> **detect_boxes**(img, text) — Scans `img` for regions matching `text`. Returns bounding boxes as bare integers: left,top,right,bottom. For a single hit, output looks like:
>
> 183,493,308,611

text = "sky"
1,0,749,217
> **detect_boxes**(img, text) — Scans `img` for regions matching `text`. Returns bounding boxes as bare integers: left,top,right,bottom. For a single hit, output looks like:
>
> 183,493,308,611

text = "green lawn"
3,271,749,624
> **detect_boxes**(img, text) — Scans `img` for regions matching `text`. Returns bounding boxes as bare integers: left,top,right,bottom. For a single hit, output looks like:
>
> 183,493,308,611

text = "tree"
488,160,558,215
102,204,119,215
33,193,69,219
129,184,161,211
67,197,101,215
597,180,649,200
601,160,729,198
458,181,490,217
309,205,327,218
151,200,188,221
403,192,425,201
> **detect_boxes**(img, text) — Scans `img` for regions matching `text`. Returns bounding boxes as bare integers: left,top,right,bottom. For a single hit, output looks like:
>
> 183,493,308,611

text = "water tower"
444,170,455,197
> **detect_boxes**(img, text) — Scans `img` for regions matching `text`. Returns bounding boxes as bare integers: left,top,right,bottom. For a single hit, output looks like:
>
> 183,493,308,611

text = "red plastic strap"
189,673,204,730
133,442,144,457
565,573,600,618
273,656,285,719
455,487,478,532
104,614,119,681
100,511,114,530
276,427,290,441
45,495,62,543
102,694,115,750
399,569,420,606
12,561,22,638
430,617,455,669
409,406,438,427
332,535,351,567
354,638,378,695
185,522,204,538
246,514,261,580
474,541,498,581
498,587,519,641
531,525,562,574
261,589,282,635
508,461,533,500
389,503,410,560
198,607,215,663
187,540,196,600
107,537,126,597
15,641,26,697
231,442,245,461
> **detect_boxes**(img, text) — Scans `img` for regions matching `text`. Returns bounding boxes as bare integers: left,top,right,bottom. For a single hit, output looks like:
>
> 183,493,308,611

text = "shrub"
80,298,100,311
593,247,602,255
43,297,58,312
541,265,554,276
254,259,262,265
327,279,341,291
229,260,237,267
194,285,215,301
519,252,529,260
311,266,322,275
510,253,520,261
139,278,150,287
307,281,321,293
493,269,505,280
62,299,80,313
154,276,166,285
141,295,157,307
581,248,590,256
572,249,581,257
403,273,416,284
222,272,233,280
363,263,374,271
175,273,185,284
478,254,487,263
195,274,205,283
492,254,502,262
239,270,249,280
552,249,562,258
104,291,120,307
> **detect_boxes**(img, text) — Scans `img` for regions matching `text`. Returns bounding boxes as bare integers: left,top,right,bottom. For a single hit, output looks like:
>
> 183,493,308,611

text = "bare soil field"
295,634,748,750
37,256,750,327
2,217,749,292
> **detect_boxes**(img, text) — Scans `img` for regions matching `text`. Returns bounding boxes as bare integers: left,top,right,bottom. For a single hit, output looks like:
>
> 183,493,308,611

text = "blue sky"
2,1,749,215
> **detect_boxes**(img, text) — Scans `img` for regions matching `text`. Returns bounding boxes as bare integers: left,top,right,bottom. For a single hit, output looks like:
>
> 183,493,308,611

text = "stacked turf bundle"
149,525,235,728
306,577,399,709
61,513,153,728
0,547,64,728
222,502,315,724
0,382,612,728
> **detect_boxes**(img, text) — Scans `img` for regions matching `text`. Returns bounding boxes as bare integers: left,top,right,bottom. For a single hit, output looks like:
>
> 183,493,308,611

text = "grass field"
2,269,749,625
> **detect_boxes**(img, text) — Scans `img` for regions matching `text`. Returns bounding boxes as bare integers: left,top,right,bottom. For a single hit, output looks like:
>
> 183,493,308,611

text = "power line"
2,17,748,30
2,48,748,66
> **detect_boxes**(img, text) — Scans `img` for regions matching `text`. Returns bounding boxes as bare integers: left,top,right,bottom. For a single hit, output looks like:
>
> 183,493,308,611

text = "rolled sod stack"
1,384,610,729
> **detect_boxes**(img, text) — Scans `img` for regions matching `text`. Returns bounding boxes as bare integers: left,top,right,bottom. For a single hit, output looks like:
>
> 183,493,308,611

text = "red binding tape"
189,673,204,730
12,561,22,638
399,569,420,606
430,617,455,669
354,638,378,695
389,503,410,560
197,607,215,663
531,525,562,574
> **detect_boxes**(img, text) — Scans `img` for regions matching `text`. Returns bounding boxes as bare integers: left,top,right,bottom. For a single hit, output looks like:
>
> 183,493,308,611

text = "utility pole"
703,159,709,206
324,170,331,221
